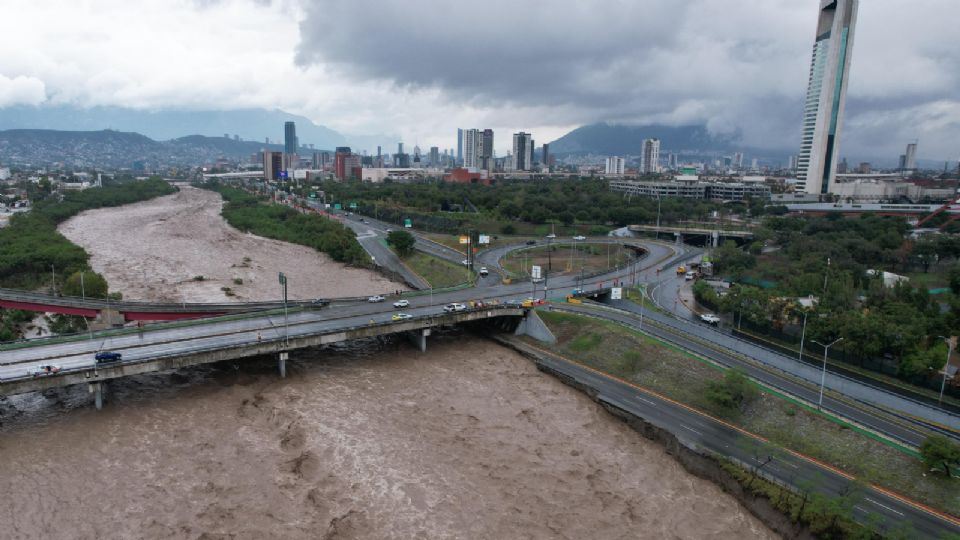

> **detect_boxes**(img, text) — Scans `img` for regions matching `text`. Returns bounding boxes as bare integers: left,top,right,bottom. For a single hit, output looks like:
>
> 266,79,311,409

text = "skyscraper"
263,151,283,181
542,143,550,171
605,157,625,175
904,142,918,171
479,129,494,171
512,132,534,171
796,0,859,195
457,128,464,165
462,129,480,168
284,121,297,156
640,138,660,174
429,146,440,167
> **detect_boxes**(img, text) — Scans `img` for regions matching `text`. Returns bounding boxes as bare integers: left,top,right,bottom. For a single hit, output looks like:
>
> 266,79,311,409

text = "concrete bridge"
628,224,753,246
0,303,542,408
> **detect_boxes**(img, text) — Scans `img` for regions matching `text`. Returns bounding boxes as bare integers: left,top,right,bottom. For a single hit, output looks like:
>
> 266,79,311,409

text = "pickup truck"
368,295,385,303
699,313,721,325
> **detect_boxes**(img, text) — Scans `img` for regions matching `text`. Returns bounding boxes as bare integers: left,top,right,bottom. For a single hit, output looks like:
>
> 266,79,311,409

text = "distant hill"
547,123,746,156
0,129,315,169
0,105,348,150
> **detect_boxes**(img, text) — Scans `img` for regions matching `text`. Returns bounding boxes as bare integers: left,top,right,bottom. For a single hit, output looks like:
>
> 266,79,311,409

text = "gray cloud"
296,0,960,159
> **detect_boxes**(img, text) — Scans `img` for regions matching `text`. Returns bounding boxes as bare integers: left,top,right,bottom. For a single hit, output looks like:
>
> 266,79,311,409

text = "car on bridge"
700,313,721,325
391,313,413,321
393,299,410,308
443,303,467,313
30,364,62,377
95,351,123,364
368,295,385,303
573,235,586,241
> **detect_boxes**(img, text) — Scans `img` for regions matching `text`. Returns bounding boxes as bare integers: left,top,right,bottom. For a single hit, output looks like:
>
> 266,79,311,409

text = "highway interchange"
1,206,959,537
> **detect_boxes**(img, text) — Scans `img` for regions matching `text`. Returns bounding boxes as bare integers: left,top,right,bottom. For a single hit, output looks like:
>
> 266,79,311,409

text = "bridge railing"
0,287,329,312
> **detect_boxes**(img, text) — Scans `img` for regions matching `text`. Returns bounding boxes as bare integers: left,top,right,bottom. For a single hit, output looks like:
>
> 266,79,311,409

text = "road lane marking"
866,498,905,517
680,424,702,436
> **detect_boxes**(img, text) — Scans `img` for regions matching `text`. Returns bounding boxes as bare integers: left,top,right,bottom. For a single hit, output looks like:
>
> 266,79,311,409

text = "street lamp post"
278,272,289,346
798,310,809,362
937,336,954,406
812,337,843,409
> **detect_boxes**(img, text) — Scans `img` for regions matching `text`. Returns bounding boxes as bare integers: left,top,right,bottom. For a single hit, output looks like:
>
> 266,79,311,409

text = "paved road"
506,338,960,539
554,302,953,447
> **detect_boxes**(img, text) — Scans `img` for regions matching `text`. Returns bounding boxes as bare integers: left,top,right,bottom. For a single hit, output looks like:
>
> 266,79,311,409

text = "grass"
402,251,470,289
533,310,960,515
501,243,632,278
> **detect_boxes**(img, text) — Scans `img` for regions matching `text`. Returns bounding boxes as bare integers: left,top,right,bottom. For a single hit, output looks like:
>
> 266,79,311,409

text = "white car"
30,364,62,377
573,235,586,241
393,299,410,308
368,295,385,303
479,267,489,276
391,313,413,321
546,233,557,239
700,313,721,325
443,303,467,313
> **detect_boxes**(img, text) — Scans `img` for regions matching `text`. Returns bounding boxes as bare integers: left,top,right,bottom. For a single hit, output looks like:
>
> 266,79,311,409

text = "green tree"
898,343,948,380
386,230,416,257
920,435,960,476
706,368,758,414
61,271,108,299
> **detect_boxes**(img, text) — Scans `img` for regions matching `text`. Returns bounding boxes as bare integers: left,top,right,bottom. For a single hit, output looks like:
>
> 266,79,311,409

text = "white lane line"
866,498,905,517
680,424,703,436
630,395,657,407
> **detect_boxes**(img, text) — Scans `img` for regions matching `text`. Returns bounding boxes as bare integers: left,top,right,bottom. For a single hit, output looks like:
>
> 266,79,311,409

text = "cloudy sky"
1,0,958,160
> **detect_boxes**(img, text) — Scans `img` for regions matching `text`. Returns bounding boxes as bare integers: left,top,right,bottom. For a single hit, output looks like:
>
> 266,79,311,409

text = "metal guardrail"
0,287,328,312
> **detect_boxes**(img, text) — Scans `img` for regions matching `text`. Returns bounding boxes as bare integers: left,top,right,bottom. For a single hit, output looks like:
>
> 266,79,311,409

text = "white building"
604,156,625,175
640,138,660,174
462,129,480,169
796,0,859,195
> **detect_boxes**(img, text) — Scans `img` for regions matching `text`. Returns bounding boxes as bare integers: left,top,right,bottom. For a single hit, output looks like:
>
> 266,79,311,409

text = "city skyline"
0,1,958,159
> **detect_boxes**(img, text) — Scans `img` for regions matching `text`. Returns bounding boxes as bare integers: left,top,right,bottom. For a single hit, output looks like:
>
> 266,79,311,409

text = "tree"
386,230,416,257
920,435,960,476
898,343,947,380
62,271,108,299
706,368,758,414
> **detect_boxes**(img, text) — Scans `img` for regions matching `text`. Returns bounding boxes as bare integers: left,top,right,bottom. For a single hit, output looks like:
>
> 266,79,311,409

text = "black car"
526,240,536,245
95,351,123,364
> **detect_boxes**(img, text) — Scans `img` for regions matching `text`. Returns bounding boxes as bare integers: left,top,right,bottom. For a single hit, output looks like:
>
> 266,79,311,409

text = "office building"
512,132,534,171
457,128,464,165
284,122,297,155
904,142,918,171
429,146,440,167
462,129,480,168
542,144,550,171
479,129,494,171
334,147,352,180
263,151,283,181
605,156,625,175
640,138,660,174
609,178,770,201
796,0,859,195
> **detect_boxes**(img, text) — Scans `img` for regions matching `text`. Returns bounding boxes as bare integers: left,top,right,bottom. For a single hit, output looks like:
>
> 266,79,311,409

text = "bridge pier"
90,381,103,410
278,351,289,378
408,328,429,352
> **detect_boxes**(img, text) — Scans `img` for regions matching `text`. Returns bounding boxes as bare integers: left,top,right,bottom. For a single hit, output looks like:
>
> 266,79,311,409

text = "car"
368,295,385,303
546,233,557,239
30,364,61,377
700,313,721,325
525,240,537,245
361,219,368,223
392,313,413,321
385,228,392,233
479,267,489,276
393,299,410,308
95,351,123,364
684,271,696,281
443,303,467,313
573,235,586,241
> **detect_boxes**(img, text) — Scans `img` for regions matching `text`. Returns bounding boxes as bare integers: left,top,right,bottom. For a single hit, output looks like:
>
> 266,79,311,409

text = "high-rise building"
457,129,464,165
284,121,298,157
667,153,678,170
796,0,859,195
605,156,625,175
787,155,799,171
462,129,480,168
542,143,550,171
904,142,918,171
429,146,440,167
263,151,283,181
478,129,494,171
640,138,660,174
334,147,352,180
512,132,534,171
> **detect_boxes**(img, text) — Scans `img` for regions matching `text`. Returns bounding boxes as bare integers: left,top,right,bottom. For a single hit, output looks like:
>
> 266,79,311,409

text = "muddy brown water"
0,333,775,539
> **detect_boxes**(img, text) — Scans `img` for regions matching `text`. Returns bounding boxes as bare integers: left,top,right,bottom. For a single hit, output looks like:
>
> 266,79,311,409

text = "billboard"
478,234,491,245
531,265,542,279
404,218,413,228
611,287,623,300
459,235,470,244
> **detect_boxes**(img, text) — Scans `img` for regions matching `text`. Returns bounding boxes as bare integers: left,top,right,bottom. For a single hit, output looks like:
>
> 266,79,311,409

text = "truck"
676,265,686,275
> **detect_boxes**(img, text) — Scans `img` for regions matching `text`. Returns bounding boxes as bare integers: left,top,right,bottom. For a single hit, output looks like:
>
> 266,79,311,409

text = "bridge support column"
408,328,429,352
711,231,719,248
90,382,103,410
278,351,289,378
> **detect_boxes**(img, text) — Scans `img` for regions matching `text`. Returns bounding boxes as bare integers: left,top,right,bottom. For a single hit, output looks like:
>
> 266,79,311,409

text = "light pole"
937,336,954,406
50,264,56,296
812,337,843,409
798,310,809,362
655,195,662,240
278,272,289,346
80,271,86,302
638,283,645,331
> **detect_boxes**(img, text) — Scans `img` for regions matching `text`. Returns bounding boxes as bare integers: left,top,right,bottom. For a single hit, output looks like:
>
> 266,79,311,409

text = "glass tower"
796,0,858,195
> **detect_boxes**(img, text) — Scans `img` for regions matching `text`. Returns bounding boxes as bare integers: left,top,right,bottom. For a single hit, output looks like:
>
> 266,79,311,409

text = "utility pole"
278,272,289,346
80,271,86,302
50,264,56,296
812,337,843,409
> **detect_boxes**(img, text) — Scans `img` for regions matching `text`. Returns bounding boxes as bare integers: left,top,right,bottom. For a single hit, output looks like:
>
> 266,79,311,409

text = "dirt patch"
57,186,406,302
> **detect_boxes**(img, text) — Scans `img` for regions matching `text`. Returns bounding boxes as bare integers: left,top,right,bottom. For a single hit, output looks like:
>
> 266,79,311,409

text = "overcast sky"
1,0,958,160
